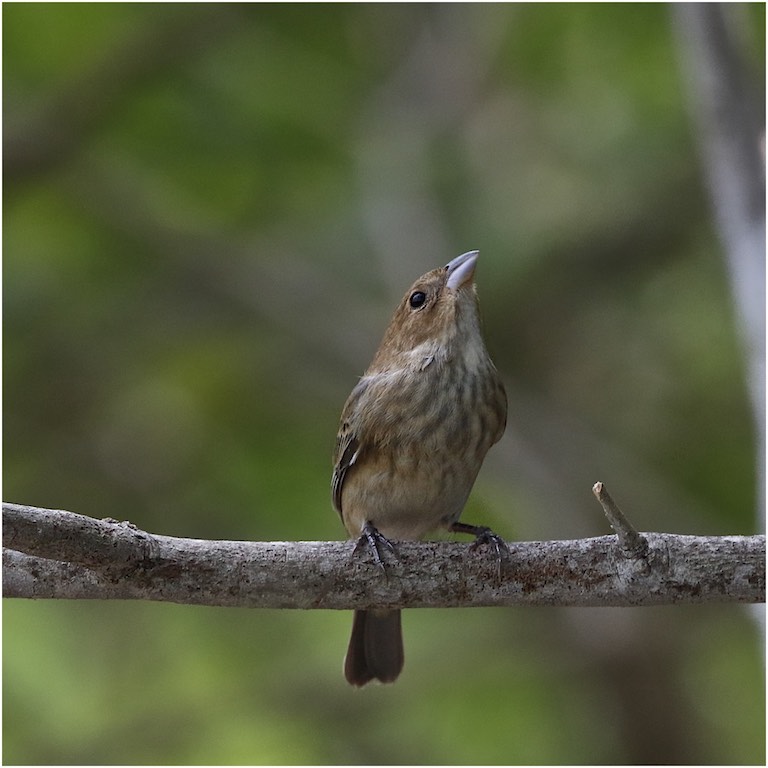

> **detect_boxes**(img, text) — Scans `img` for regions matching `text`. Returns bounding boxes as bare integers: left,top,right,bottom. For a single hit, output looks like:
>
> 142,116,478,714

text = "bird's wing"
331,377,372,517
331,429,360,517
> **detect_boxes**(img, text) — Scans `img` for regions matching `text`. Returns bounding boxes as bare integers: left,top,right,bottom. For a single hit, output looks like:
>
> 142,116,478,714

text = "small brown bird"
331,250,507,686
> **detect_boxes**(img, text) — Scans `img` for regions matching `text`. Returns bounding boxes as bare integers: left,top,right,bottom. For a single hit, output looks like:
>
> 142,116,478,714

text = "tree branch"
3,501,764,608
592,481,649,558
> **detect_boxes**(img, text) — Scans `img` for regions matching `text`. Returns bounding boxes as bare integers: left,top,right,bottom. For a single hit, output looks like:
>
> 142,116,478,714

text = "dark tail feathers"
344,609,403,686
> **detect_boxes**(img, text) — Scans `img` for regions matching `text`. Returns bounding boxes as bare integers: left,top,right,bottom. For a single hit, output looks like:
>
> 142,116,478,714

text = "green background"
4,3,764,764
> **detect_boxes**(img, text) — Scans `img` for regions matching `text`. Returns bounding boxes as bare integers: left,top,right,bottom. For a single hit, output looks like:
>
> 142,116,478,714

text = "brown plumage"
331,250,507,686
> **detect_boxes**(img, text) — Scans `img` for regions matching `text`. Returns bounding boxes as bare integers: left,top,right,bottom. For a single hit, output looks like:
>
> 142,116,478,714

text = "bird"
331,250,507,686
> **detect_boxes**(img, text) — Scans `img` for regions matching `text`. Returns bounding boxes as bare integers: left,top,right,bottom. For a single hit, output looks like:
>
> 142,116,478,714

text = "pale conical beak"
445,250,479,290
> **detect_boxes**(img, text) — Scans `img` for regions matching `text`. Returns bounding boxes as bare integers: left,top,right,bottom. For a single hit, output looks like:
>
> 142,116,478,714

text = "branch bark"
3,501,764,608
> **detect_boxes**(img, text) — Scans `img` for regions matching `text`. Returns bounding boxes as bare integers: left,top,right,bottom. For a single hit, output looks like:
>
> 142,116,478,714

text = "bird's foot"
449,521,509,581
353,521,398,573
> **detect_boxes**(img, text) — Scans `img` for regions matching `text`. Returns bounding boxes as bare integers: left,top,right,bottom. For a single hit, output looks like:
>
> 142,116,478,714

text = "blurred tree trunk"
673,2,766,523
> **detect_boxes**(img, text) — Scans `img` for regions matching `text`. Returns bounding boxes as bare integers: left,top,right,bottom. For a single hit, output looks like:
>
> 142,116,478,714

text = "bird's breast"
339,355,504,539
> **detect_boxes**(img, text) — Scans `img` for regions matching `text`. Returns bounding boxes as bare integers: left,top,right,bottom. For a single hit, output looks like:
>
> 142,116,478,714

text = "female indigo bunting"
332,250,507,686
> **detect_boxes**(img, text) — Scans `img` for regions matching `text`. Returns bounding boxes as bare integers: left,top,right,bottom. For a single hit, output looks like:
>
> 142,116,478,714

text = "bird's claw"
450,522,509,582
468,527,507,555
353,521,398,574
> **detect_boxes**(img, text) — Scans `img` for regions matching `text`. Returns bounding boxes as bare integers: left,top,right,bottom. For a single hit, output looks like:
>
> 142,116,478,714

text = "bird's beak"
445,250,479,290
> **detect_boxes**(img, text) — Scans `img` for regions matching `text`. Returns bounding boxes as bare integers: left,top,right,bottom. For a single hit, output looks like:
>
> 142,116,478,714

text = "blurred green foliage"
4,3,764,764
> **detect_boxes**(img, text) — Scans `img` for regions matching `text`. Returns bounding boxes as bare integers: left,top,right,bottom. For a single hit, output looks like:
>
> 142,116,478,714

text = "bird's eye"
409,291,427,309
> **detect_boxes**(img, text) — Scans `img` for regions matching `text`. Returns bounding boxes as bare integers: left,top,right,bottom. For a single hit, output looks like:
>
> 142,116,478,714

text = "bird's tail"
344,609,404,686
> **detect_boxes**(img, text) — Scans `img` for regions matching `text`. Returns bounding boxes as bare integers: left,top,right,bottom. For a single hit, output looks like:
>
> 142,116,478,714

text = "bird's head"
370,250,484,370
